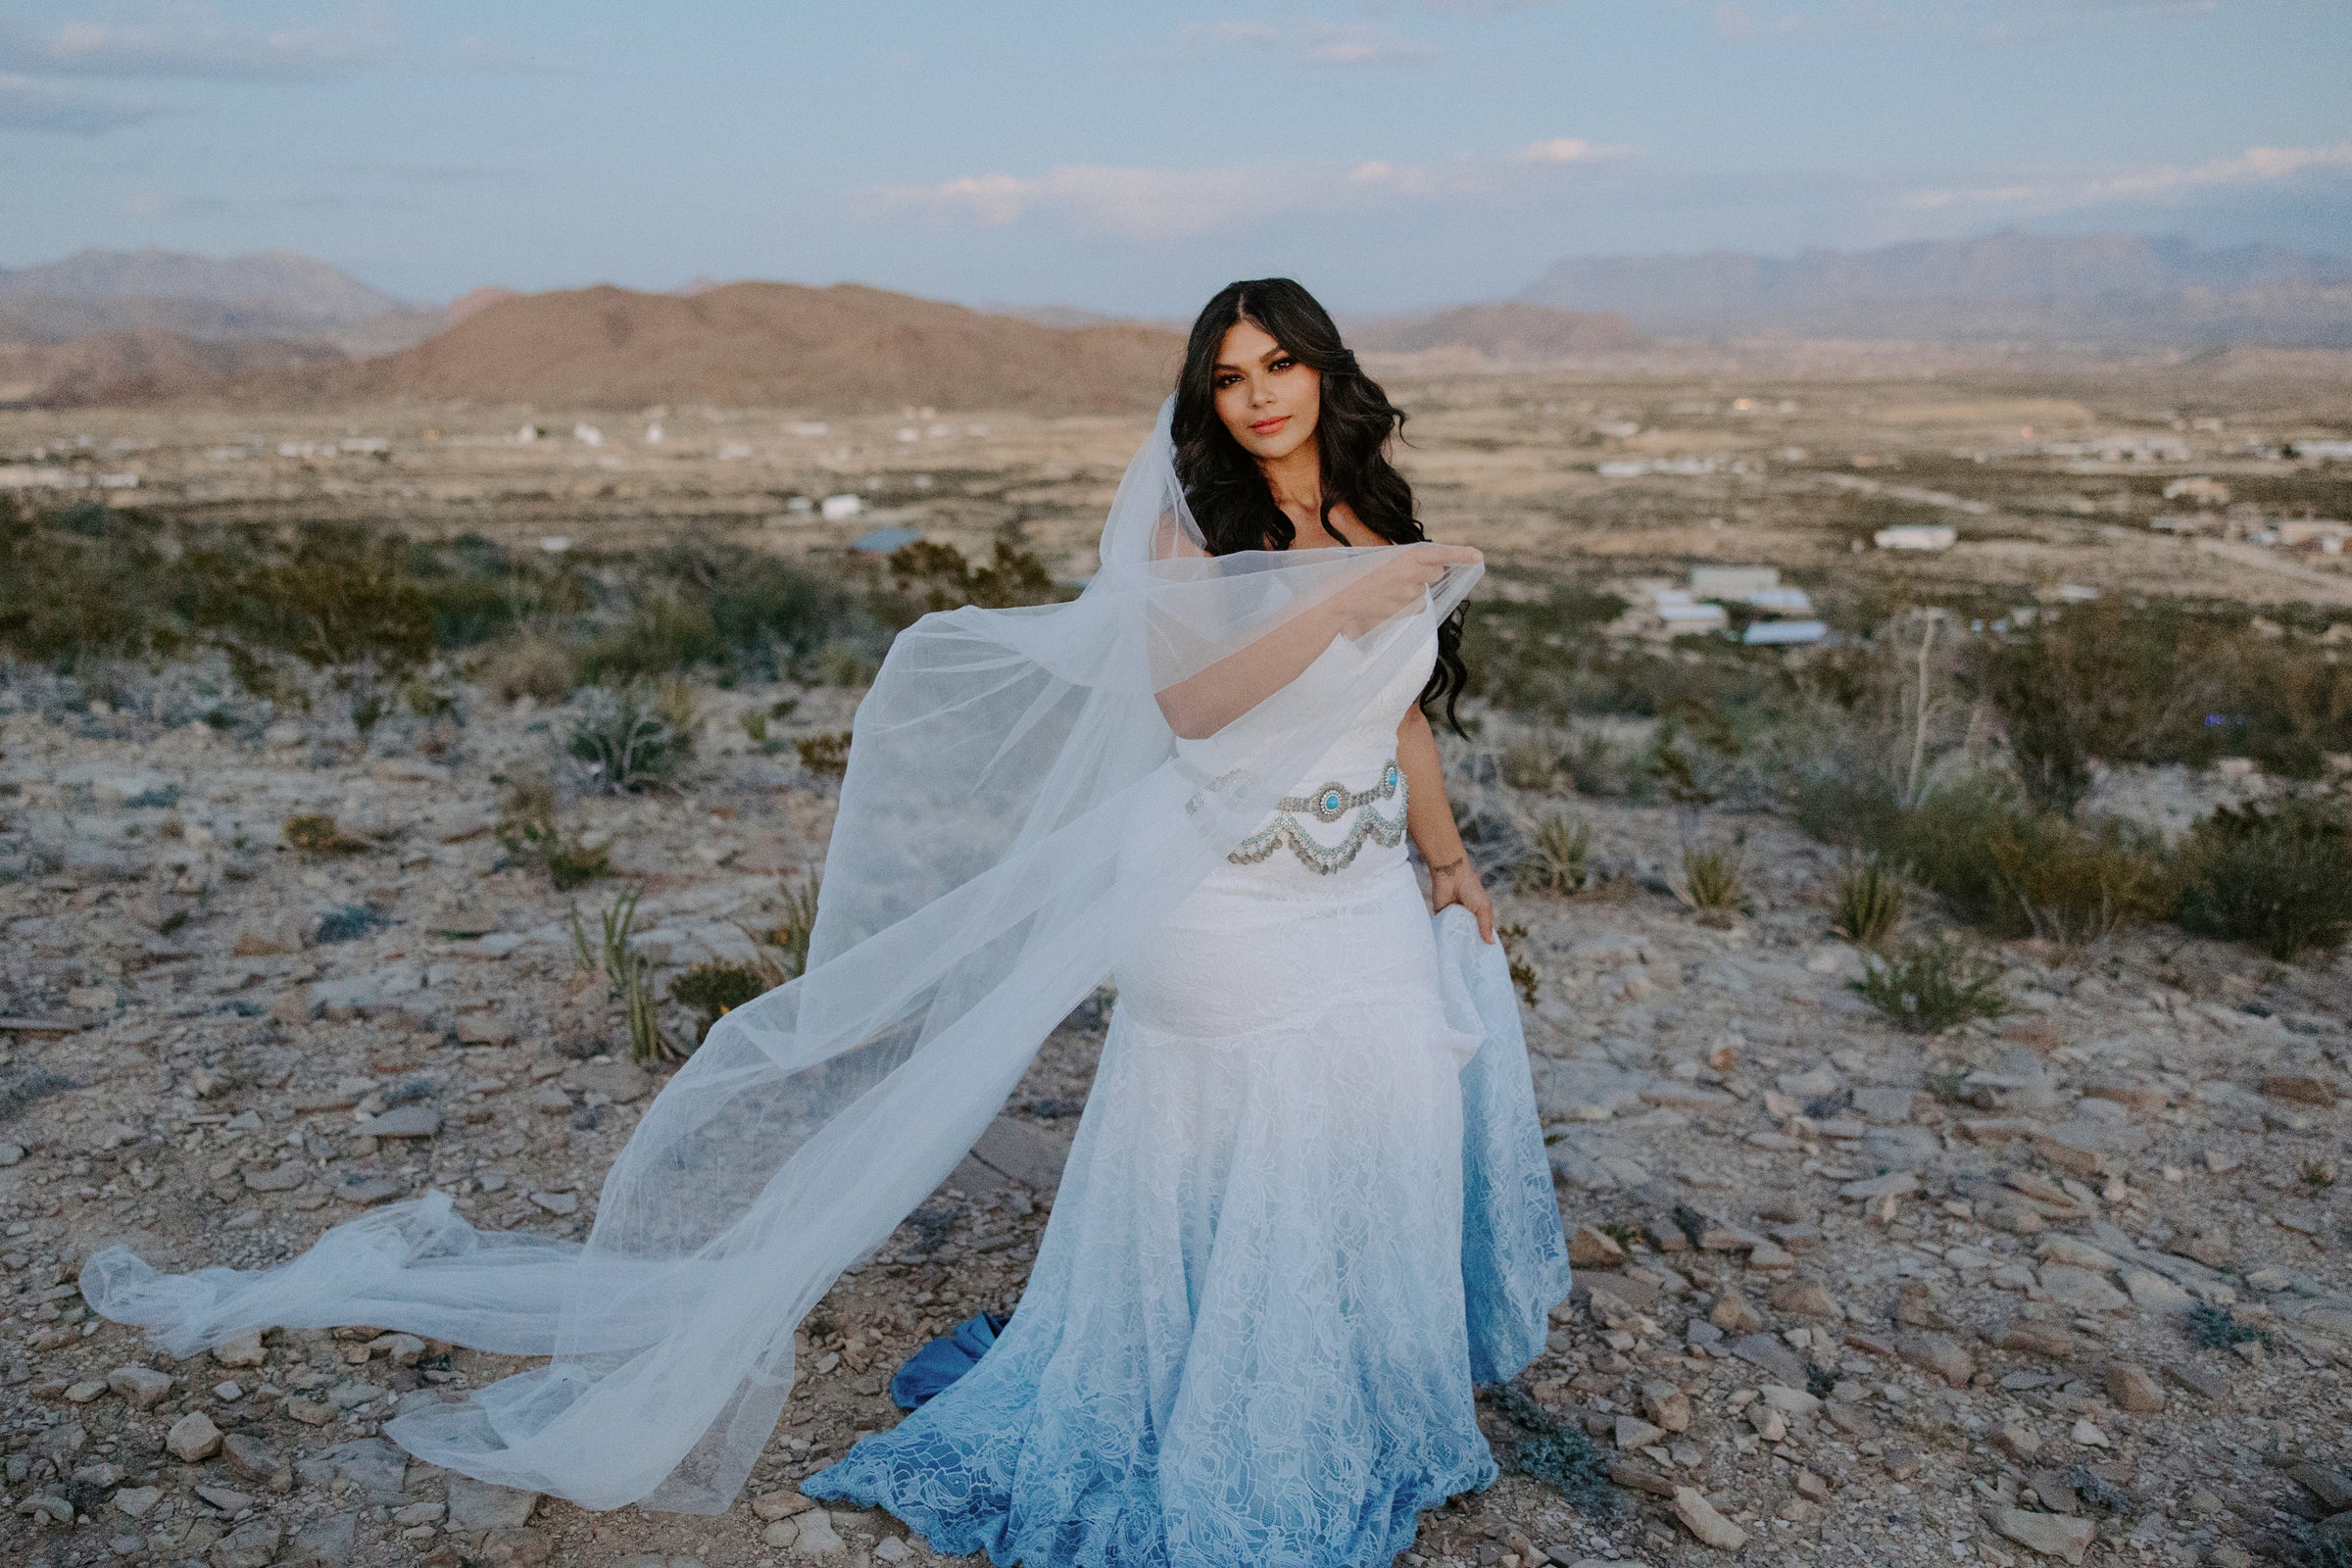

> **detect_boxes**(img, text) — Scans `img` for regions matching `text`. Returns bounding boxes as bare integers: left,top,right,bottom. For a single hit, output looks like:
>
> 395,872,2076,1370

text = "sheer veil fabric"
81,396,1567,1515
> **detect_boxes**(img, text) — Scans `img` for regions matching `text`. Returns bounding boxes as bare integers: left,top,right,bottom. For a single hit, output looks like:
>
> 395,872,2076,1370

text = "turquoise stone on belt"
1225,756,1408,874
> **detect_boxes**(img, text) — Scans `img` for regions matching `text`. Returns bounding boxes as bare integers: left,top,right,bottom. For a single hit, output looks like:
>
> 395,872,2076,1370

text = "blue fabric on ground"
890,1309,1011,1409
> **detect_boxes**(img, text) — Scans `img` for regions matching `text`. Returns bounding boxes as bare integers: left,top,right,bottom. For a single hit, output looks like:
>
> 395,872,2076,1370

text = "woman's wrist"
1424,852,1468,876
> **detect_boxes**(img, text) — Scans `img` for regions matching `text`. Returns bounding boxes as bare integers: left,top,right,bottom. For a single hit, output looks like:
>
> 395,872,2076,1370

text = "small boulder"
166,1411,221,1462
105,1364,172,1408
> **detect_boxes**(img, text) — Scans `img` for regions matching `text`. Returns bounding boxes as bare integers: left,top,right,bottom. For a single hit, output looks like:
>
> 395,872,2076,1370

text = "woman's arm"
1396,703,1496,942
1149,540,1483,741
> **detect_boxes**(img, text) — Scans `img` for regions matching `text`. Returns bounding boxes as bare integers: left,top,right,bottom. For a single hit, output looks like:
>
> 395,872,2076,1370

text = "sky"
1,1,2348,314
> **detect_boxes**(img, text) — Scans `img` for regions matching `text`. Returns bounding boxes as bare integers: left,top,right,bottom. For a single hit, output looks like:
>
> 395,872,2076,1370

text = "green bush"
670,957,784,1044
1678,836,1747,917
493,774,609,890
1852,936,2008,1032
2176,796,2352,961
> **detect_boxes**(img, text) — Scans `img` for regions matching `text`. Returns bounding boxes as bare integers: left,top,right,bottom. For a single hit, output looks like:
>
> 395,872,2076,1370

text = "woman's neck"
1256,445,1323,516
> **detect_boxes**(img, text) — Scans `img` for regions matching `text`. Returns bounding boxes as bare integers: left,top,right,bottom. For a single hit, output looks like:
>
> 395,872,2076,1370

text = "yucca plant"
764,867,824,979
1513,810,1593,895
569,884,681,1063
1677,837,1747,921
1830,855,1907,948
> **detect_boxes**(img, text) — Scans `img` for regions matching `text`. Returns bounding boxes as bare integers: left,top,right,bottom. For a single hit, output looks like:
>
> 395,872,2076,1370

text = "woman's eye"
1213,373,1238,389
1269,357,1294,372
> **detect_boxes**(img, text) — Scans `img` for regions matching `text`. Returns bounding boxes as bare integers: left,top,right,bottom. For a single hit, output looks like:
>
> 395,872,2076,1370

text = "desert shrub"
283,813,368,856
1973,601,2352,794
2184,1301,2272,1351
764,869,823,979
805,640,878,687
670,956,785,1044
1985,812,2174,950
1830,855,1906,948
1495,921,1540,1006
795,730,853,781
1488,1381,1615,1513
479,626,578,703
1852,936,2008,1032
493,773,609,890
574,596,724,685
567,679,697,793
1512,810,1592,895
1499,734,1567,793
1677,836,1747,917
887,538,1064,615
2176,796,2352,961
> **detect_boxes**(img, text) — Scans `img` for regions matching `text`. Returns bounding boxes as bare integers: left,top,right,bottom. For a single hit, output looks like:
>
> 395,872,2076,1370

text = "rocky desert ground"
1,353,2349,1568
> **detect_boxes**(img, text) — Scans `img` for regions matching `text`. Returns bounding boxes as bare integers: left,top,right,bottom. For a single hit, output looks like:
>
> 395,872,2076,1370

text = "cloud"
1905,142,2352,213
0,7,393,82
451,33,570,75
1514,137,1637,165
861,138,1641,239
1710,0,2222,44
1170,21,1436,68
0,72,173,133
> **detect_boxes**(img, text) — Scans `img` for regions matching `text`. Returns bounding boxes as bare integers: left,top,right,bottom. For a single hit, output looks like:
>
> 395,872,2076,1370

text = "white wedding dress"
80,400,1567,1544
801,624,1572,1568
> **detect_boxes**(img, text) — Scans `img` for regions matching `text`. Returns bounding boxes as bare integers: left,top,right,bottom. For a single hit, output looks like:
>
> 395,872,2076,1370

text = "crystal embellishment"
1224,758,1407,873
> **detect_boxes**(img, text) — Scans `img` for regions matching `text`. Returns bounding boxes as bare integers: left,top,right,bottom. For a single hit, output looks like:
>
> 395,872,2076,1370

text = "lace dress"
801,622,1568,1568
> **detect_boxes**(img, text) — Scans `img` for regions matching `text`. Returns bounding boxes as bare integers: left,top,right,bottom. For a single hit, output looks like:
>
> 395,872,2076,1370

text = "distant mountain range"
0,246,449,355
1520,231,2352,348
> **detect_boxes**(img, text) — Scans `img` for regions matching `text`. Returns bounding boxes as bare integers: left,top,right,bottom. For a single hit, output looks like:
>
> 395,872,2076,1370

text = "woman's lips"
1250,415,1289,434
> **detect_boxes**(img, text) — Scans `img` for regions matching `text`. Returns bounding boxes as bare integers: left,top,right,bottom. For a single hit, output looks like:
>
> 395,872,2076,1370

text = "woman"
797,279,1571,1566
80,279,1568,1552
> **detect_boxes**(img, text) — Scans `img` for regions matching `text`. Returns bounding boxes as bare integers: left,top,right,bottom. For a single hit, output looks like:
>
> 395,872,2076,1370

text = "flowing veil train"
82,396,1569,1514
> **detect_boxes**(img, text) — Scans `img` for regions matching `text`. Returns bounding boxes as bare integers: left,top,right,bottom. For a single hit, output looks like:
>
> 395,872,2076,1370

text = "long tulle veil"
82,396,1569,1513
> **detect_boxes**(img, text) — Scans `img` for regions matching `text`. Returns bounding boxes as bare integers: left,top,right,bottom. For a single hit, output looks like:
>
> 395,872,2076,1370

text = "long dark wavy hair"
1171,277,1472,734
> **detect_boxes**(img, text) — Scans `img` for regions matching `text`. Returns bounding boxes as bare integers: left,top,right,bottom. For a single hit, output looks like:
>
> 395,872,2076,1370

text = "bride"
83,277,1572,1566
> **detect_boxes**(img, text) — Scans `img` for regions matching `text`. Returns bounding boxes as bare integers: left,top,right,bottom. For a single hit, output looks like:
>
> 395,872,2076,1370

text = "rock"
1671,1487,1747,1551
528,1190,579,1215
1730,1332,1810,1388
792,1508,847,1558
2036,1264,2130,1313
446,1476,540,1534
1899,1331,1973,1387
1745,1401,1787,1442
2123,1268,2195,1315
1995,1424,2042,1461
1614,1414,1667,1449
2287,1463,2352,1513
1744,1243,1796,1272
479,1526,552,1565
1709,1291,1763,1335
111,1486,162,1519
167,1410,222,1461
1771,1279,1842,1319
318,1437,408,1498
221,1432,288,1489
874,1539,910,1564
2105,1363,2165,1412
243,1160,309,1192
358,1104,441,1138
1994,1320,2078,1359
2034,1118,2146,1175
763,1517,802,1549
283,1396,336,1425
2034,1236,2125,1272
1640,1379,1692,1433
2070,1418,2109,1446
564,1058,653,1104
1850,1086,1916,1123
1567,1225,1624,1267
1984,1504,2094,1563
1838,1170,1918,1200
753,1490,816,1520
2164,1361,2230,1400
2261,1073,2336,1105
1759,1383,1822,1418
455,1013,516,1046
210,1516,283,1568
212,1328,267,1367
333,1172,406,1205
103,1363,172,1407
286,1511,358,1565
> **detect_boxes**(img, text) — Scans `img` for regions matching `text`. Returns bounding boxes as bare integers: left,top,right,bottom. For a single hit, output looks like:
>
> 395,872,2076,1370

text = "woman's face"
1212,317,1320,466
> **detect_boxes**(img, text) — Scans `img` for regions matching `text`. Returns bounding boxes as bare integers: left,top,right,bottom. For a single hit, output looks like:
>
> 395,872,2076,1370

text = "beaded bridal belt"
1183,757,1409,874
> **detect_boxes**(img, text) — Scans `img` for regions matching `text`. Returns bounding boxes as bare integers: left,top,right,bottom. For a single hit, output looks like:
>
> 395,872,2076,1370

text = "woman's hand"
1329,543,1482,639
1426,856,1496,943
